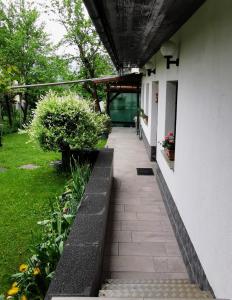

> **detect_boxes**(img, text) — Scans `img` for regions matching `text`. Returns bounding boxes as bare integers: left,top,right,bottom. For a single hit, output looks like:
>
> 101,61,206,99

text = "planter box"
45,149,114,300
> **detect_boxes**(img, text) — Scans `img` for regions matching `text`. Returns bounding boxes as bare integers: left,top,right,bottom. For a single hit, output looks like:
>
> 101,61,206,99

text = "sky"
2,0,80,56
34,0,77,56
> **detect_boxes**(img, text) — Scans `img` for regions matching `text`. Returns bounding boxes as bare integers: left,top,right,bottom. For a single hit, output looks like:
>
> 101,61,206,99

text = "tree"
0,1,73,124
47,0,115,111
28,92,110,170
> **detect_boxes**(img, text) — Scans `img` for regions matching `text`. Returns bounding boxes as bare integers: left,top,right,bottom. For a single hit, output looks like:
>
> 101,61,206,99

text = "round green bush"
29,92,110,153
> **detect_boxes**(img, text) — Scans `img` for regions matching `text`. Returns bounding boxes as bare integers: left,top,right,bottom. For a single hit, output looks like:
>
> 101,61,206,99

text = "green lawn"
0,133,68,293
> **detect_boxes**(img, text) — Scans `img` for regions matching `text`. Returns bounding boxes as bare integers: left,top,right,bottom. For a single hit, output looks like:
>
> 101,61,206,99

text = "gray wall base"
156,164,215,296
45,149,114,299
141,127,156,161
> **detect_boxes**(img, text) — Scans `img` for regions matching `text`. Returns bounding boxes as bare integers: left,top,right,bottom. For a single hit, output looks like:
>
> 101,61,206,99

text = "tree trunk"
82,82,101,112
22,101,28,124
5,94,12,127
61,148,71,171
93,83,101,112
78,45,101,112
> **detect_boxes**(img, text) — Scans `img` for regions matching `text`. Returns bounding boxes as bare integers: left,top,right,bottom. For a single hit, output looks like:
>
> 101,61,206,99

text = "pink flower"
168,132,174,136
165,136,169,140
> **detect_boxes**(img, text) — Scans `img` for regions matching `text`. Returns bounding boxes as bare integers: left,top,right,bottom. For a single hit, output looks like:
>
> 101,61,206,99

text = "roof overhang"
83,0,206,70
93,73,142,86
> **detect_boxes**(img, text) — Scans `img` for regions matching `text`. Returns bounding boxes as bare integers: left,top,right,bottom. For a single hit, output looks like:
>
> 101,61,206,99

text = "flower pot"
143,115,148,125
165,148,175,161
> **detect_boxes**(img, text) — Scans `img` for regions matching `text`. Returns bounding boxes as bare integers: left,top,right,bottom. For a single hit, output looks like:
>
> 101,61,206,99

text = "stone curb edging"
45,148,114,300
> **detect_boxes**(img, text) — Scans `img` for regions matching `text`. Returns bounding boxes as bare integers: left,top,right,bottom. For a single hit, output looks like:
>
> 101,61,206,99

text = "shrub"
28,92,110,169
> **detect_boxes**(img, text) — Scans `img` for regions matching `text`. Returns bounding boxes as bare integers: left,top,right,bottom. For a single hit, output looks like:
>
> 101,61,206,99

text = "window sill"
161,150,174,171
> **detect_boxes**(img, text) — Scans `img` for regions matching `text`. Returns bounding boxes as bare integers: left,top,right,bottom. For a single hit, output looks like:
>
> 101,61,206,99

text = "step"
98,290,212,298
105,279,191,284
102,283,198,290
99,287,207,295
52,298,215,300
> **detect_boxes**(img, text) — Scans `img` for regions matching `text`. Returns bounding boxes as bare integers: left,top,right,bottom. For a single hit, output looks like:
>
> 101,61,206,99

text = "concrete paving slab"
119,242,167,257
104,256,155,272
18,163,40,169
120,220,162,232
103,128,188,280
0,167,8,173
132,231,175,243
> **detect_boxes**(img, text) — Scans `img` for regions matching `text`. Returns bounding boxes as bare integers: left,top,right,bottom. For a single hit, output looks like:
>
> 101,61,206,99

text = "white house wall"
141,0,232,298
141,76,159,146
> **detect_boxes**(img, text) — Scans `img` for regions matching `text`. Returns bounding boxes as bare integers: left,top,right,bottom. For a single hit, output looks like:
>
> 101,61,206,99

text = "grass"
0,133,68,293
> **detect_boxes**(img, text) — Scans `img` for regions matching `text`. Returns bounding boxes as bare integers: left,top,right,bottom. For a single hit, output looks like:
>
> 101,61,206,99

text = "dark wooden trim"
106,90,110,116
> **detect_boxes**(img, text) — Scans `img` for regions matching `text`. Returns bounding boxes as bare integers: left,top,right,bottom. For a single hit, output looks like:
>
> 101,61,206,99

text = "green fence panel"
109,93,138,125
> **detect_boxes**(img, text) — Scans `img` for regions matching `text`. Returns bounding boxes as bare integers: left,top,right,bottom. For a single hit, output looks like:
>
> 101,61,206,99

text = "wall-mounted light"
160,40,179,69
147,69,156,76
144,62,156,76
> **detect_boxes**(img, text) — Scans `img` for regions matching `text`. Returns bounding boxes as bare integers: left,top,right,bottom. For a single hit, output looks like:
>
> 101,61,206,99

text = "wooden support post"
136,86,140,135
109,92,120,103
106,86,110,116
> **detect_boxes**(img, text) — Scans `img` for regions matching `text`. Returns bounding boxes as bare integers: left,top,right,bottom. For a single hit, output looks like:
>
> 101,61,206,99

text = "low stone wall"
45,149,114,300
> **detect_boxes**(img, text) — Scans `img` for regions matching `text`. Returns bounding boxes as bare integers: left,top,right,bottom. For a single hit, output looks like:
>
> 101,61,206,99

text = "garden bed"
45,148,114,299
0,133,68,294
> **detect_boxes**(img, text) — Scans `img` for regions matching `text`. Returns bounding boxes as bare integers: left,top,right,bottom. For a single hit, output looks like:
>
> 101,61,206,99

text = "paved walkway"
103,127,188,280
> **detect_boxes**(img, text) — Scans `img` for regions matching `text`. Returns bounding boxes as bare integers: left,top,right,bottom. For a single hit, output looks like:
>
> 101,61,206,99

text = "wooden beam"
9,73,141,90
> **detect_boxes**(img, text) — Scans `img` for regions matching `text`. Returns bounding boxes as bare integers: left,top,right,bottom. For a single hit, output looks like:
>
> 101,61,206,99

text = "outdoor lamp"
160,40,179,69
144,62,156,76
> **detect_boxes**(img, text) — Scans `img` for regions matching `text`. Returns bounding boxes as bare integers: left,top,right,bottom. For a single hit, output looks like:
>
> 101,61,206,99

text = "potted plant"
139,108,148,124
162,132,175,161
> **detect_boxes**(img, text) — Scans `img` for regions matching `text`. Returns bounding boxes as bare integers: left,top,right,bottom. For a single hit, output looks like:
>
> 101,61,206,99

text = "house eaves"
83,0,206,70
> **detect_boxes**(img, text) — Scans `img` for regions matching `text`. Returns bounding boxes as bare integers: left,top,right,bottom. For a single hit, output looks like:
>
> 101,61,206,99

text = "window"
163,81,178,166
144,83,150,116
141,83,144,109
165,81,178,136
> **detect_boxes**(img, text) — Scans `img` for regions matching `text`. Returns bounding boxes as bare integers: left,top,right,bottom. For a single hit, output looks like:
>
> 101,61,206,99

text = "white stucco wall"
141,75,159,146
141,1,232,298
